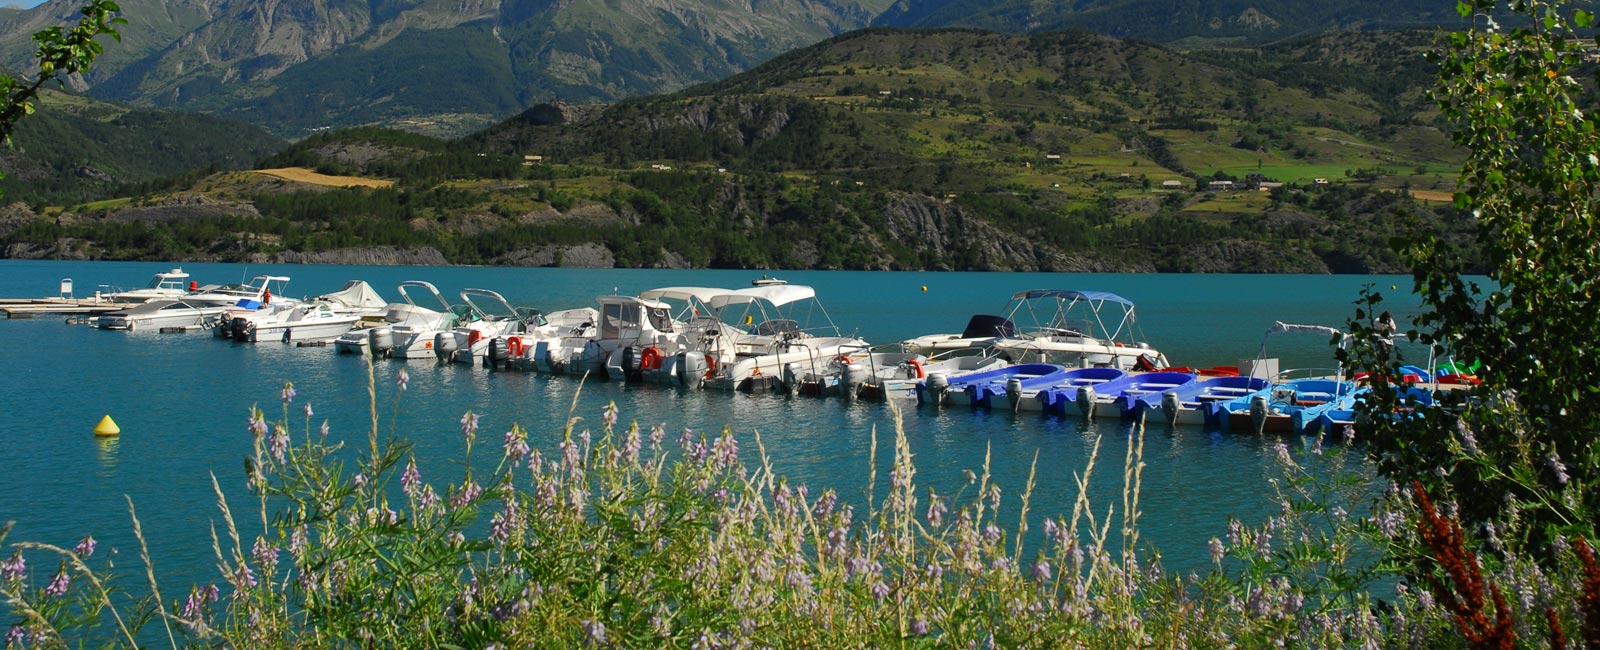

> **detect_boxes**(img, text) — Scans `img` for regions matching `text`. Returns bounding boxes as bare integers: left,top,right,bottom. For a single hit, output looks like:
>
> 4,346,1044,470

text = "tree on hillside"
0,0,124,200
1350,0,1599,552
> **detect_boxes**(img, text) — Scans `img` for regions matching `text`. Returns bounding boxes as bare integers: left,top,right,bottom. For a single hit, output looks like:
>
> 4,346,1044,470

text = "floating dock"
0,298,136,319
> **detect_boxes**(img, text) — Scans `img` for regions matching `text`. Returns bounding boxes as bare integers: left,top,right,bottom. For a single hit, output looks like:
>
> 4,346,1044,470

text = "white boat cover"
708,284,817,309
639,287,728,304
318,280,388,310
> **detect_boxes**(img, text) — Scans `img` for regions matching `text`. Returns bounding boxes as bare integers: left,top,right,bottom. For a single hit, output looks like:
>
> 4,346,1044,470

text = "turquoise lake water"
0,260,1414,595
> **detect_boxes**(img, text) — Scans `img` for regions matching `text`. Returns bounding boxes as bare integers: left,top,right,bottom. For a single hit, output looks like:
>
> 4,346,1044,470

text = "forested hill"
872,0,1467,47
2,29,1479,273
0,89,286,205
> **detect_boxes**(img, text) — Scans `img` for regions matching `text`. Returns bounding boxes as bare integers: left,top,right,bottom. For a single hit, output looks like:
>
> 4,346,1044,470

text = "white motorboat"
989,290,1169,370
848,349,1011,401
187,275,295,308
335,281,454,356
532,286,725,380
900,314,1018,357
686,284,870,393
227,302,364,343
216,280,382,341
99,268,195,303
95,298,231,331
435,289,546,365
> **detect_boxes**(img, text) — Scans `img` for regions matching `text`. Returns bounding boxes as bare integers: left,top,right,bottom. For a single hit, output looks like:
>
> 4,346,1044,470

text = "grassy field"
254,167,394,189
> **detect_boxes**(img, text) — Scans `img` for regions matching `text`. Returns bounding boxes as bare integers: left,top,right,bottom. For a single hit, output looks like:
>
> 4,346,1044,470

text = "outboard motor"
782,362,802,397
924,373,949,406
487,336,509,370
679,353,708,388
1076,386,1097,419
1160,391,1183,426
1005,377,1024,412
434,331,458,362
843,361,871,400
212,316,233,339
370,327,394,357
231,317,253,342
621,346,639,382
1250,393,1270,435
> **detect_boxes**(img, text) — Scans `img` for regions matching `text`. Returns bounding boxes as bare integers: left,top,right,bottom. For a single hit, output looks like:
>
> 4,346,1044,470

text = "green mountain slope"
873,0,1469,46
0,0,891,137
2,29,1476,273
0,88,287,204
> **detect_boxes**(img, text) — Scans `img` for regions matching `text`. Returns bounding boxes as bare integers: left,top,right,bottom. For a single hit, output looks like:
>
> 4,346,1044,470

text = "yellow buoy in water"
93,414,120,437
921,285,928,292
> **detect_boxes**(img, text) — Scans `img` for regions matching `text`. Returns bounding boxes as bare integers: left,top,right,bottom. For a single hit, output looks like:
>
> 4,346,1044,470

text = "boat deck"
1,298,137,318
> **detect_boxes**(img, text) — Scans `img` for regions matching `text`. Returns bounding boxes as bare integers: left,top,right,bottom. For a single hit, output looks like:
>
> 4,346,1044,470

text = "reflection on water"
96,436,119,475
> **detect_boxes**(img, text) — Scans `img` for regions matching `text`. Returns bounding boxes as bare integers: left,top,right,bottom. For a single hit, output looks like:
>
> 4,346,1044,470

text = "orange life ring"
507,336,525,357
837,355,853,365
906,358,925,378
640,346,663,370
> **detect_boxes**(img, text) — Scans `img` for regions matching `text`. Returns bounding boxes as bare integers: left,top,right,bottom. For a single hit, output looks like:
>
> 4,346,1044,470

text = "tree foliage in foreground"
0,0,123,202
1351,0,1599,553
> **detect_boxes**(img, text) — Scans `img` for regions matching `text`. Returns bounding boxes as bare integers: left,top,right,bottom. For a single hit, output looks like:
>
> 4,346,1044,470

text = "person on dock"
1374,310,1397,348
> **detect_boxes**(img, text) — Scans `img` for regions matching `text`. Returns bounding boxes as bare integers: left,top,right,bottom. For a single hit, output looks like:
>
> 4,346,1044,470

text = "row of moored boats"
93,269,1469,434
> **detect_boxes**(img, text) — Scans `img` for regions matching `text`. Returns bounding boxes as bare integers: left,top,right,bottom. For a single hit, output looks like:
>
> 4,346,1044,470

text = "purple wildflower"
1033,560,1053,582
453,480,483,508
926,497,947,528
1,553,25,582
602,402,618,430
247,409,268,438
269,426,290,463
320,420,330,437
252,537,278,573
1341,424,1356,443
280,382,295,403
303,402,313,418
583,619,607,647
1209,537,1225,564
461,411,480,439
870,581,890,600
401,459,421,495
235,563,257,588
44,565,69,597
6,624,25,646
649,423,666,449
74,536,96,559
1547,452,1570,485
352,473,367,488
395,368,409,391
910,619,929,636
503,428,529,461
289,527,308,558
181,590,205,618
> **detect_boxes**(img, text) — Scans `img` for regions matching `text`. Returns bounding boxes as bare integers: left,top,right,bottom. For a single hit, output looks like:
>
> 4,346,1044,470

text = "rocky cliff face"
266,246,450,266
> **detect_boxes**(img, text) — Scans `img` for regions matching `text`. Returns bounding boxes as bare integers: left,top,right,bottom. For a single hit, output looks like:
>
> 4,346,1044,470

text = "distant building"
1044,154,1062,163
1208,180,1235,191
522,154,544,166
1313,178,1330,185
1258,181,1285,191
1161,180,1185,189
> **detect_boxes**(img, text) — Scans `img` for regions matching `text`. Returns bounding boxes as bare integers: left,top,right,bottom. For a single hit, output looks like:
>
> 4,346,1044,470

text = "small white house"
1208,180,1235,191
1161,180,1185,189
